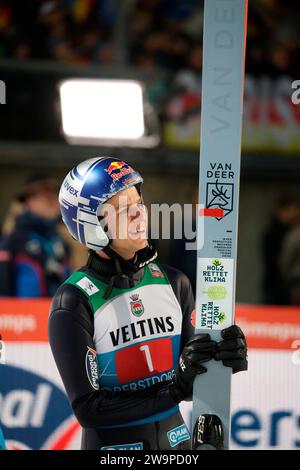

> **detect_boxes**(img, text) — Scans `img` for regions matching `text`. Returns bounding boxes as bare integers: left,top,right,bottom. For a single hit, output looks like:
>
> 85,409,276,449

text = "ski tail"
192,414,224,450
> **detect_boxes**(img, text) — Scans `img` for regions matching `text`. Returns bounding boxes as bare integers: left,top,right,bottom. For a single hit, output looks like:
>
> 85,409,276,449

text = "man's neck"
96,250,110,260
96,248,135,261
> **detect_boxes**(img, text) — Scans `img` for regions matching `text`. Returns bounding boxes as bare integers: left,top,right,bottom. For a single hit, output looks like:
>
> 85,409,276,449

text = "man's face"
99,186,148,259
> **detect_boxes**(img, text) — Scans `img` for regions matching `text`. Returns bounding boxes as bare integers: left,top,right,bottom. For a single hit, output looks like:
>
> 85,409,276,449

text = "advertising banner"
0,300,299,450
164,76,300,153
0,299,81,450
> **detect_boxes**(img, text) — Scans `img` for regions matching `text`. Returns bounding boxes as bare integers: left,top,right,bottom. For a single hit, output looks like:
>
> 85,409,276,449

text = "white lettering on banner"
0,339,5,364
0,384,51,428
238,320,300,343
0,314,36,334
291,340,300,365
30,385,52,427
0,390,32,427
166,76,300,153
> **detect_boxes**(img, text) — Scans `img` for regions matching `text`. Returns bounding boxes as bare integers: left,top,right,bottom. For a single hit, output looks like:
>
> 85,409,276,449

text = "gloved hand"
169,334,216,403
215,325,248,374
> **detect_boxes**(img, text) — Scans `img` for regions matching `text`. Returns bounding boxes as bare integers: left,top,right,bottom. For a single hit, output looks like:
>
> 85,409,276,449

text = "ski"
192,0,248,450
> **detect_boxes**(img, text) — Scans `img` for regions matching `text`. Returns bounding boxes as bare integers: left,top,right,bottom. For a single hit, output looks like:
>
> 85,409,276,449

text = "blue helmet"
59,157,143,250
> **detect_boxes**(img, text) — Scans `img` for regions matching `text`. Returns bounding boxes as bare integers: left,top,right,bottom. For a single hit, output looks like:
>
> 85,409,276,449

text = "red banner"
1,299,300,351
0,298,50,342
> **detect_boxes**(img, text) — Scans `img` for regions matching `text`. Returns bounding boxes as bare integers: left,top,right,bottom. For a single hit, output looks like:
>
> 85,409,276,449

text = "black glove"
170,334,216,403
215,325,248,374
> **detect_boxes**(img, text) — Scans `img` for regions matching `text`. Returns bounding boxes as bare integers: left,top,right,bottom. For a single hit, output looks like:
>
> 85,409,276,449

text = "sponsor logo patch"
64,180,79,197
105,161,134,181
167,424,190,447
76,277,99,296
148,263,164,278
85,347,99,390
130,294,144,317
101,442,143,450
206,180,234,220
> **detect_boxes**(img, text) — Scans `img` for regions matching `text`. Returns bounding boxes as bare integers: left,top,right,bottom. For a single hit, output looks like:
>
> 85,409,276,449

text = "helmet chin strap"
100,243,158,300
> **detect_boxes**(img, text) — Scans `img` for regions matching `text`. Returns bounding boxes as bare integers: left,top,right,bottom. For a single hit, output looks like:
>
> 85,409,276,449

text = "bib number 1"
139,344,154,372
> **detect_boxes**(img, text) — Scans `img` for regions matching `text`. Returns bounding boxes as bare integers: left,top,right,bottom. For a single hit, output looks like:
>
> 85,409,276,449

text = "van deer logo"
206,180,234,220
130,294,144,317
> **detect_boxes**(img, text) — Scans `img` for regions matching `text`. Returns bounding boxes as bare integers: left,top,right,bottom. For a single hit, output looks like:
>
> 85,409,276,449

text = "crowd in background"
0,0,299,76
1,0,300,304
1,173,300,306
0,0,116,64
262,196,300,306
0,174,73,298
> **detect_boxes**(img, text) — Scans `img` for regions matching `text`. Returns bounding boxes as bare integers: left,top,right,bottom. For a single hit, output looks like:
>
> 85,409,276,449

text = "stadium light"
59,79,159,147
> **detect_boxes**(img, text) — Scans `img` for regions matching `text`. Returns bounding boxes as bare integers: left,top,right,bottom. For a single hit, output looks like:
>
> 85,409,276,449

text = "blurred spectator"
0,0,115,64
1,199,23,236
129,0,199,72
58,222,88,272
0,0,299,76
165,41,202,115
280,211,300,305
262,196,300,305
0,174,71,298
129,0,300,76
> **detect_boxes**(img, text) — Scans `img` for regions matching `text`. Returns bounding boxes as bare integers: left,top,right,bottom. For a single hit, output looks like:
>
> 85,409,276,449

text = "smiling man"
48,157,247,450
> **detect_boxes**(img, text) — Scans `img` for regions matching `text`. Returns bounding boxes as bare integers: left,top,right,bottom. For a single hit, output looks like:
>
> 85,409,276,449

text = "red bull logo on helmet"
105,161,134,181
